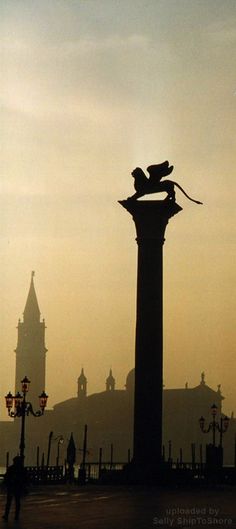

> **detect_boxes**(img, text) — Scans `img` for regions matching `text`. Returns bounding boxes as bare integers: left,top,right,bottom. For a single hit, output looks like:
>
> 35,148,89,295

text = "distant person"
2,456,27,522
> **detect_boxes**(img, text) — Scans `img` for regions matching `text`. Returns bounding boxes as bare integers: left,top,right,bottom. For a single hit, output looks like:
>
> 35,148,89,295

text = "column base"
122,459,173,485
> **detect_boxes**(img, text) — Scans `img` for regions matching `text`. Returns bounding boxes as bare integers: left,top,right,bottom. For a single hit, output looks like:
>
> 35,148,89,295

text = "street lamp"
199,404,230,447
5,376,48,462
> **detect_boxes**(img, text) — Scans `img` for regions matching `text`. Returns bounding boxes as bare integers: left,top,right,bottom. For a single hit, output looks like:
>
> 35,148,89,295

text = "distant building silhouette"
0,274,235,467
14,272,47,407
48,369,235,465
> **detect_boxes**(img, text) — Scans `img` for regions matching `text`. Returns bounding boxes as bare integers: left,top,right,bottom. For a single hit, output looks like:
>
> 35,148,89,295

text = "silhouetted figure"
128,161,203,204
2,456,27,522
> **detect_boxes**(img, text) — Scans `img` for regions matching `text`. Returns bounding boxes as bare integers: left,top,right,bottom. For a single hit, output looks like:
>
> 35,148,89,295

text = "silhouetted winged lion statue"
128,161,203,204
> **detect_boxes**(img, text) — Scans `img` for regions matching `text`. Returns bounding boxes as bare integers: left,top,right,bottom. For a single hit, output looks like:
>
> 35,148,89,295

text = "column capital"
119,199,182,244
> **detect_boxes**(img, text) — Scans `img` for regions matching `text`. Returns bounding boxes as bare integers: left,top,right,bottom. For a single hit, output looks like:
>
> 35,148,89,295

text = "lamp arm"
26,402,44,417
8,405,24,418
8,410,18,418
214,421,229,434
201,423,212,434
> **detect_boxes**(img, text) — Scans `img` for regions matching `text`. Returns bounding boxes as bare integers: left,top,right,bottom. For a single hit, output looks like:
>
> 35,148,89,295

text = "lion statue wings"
147,161,174,182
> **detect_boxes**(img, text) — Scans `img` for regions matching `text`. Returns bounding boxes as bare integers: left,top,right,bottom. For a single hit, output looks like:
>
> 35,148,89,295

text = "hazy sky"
1,0,236,418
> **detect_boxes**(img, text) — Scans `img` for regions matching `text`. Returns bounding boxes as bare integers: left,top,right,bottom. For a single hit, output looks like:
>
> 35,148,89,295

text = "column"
119,199,182,474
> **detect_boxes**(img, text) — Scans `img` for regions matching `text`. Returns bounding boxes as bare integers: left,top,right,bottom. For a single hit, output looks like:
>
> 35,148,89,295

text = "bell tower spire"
15,273,47,406
23,271,40,323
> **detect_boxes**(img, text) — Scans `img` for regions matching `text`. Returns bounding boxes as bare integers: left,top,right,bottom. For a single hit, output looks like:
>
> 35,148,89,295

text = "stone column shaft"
120,199,182,471
134,238,163,464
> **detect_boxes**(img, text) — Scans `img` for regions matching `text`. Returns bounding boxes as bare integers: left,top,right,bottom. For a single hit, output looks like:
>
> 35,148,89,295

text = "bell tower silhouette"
15,272,47,405
106,369,115,391
77,368,87,397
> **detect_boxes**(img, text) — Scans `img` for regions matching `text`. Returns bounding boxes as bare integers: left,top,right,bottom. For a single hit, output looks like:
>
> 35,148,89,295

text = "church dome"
126,369,134,392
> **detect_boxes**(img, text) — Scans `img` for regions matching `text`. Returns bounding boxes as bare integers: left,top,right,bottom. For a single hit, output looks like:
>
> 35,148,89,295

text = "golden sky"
1,0,236,418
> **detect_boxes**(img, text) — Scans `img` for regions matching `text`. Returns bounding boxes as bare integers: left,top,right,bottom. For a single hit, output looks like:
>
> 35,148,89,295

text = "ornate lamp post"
5,376,48,462
199,404,230,447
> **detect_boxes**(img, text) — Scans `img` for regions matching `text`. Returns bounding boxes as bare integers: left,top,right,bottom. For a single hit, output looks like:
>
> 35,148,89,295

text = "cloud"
2,32,150,57
1,30,153,123
53,34,150,56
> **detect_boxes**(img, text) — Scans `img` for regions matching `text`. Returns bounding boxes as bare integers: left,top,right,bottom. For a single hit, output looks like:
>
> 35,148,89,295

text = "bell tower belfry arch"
15,272,47,404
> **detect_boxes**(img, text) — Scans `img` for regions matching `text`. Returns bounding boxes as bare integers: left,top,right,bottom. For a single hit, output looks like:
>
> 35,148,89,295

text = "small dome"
126,369,134,392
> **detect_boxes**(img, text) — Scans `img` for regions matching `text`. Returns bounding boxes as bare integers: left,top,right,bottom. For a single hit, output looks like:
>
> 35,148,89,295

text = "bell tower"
15,272,47,405
77,368,87,397
106,369,115,391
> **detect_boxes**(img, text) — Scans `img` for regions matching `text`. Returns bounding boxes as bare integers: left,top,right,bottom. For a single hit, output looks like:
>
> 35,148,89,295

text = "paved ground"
0,484,235,529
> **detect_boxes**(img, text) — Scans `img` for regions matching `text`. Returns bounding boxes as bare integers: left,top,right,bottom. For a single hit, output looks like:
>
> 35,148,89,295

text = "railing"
0,460,234,486
25,465,64,483
81,462,125,482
